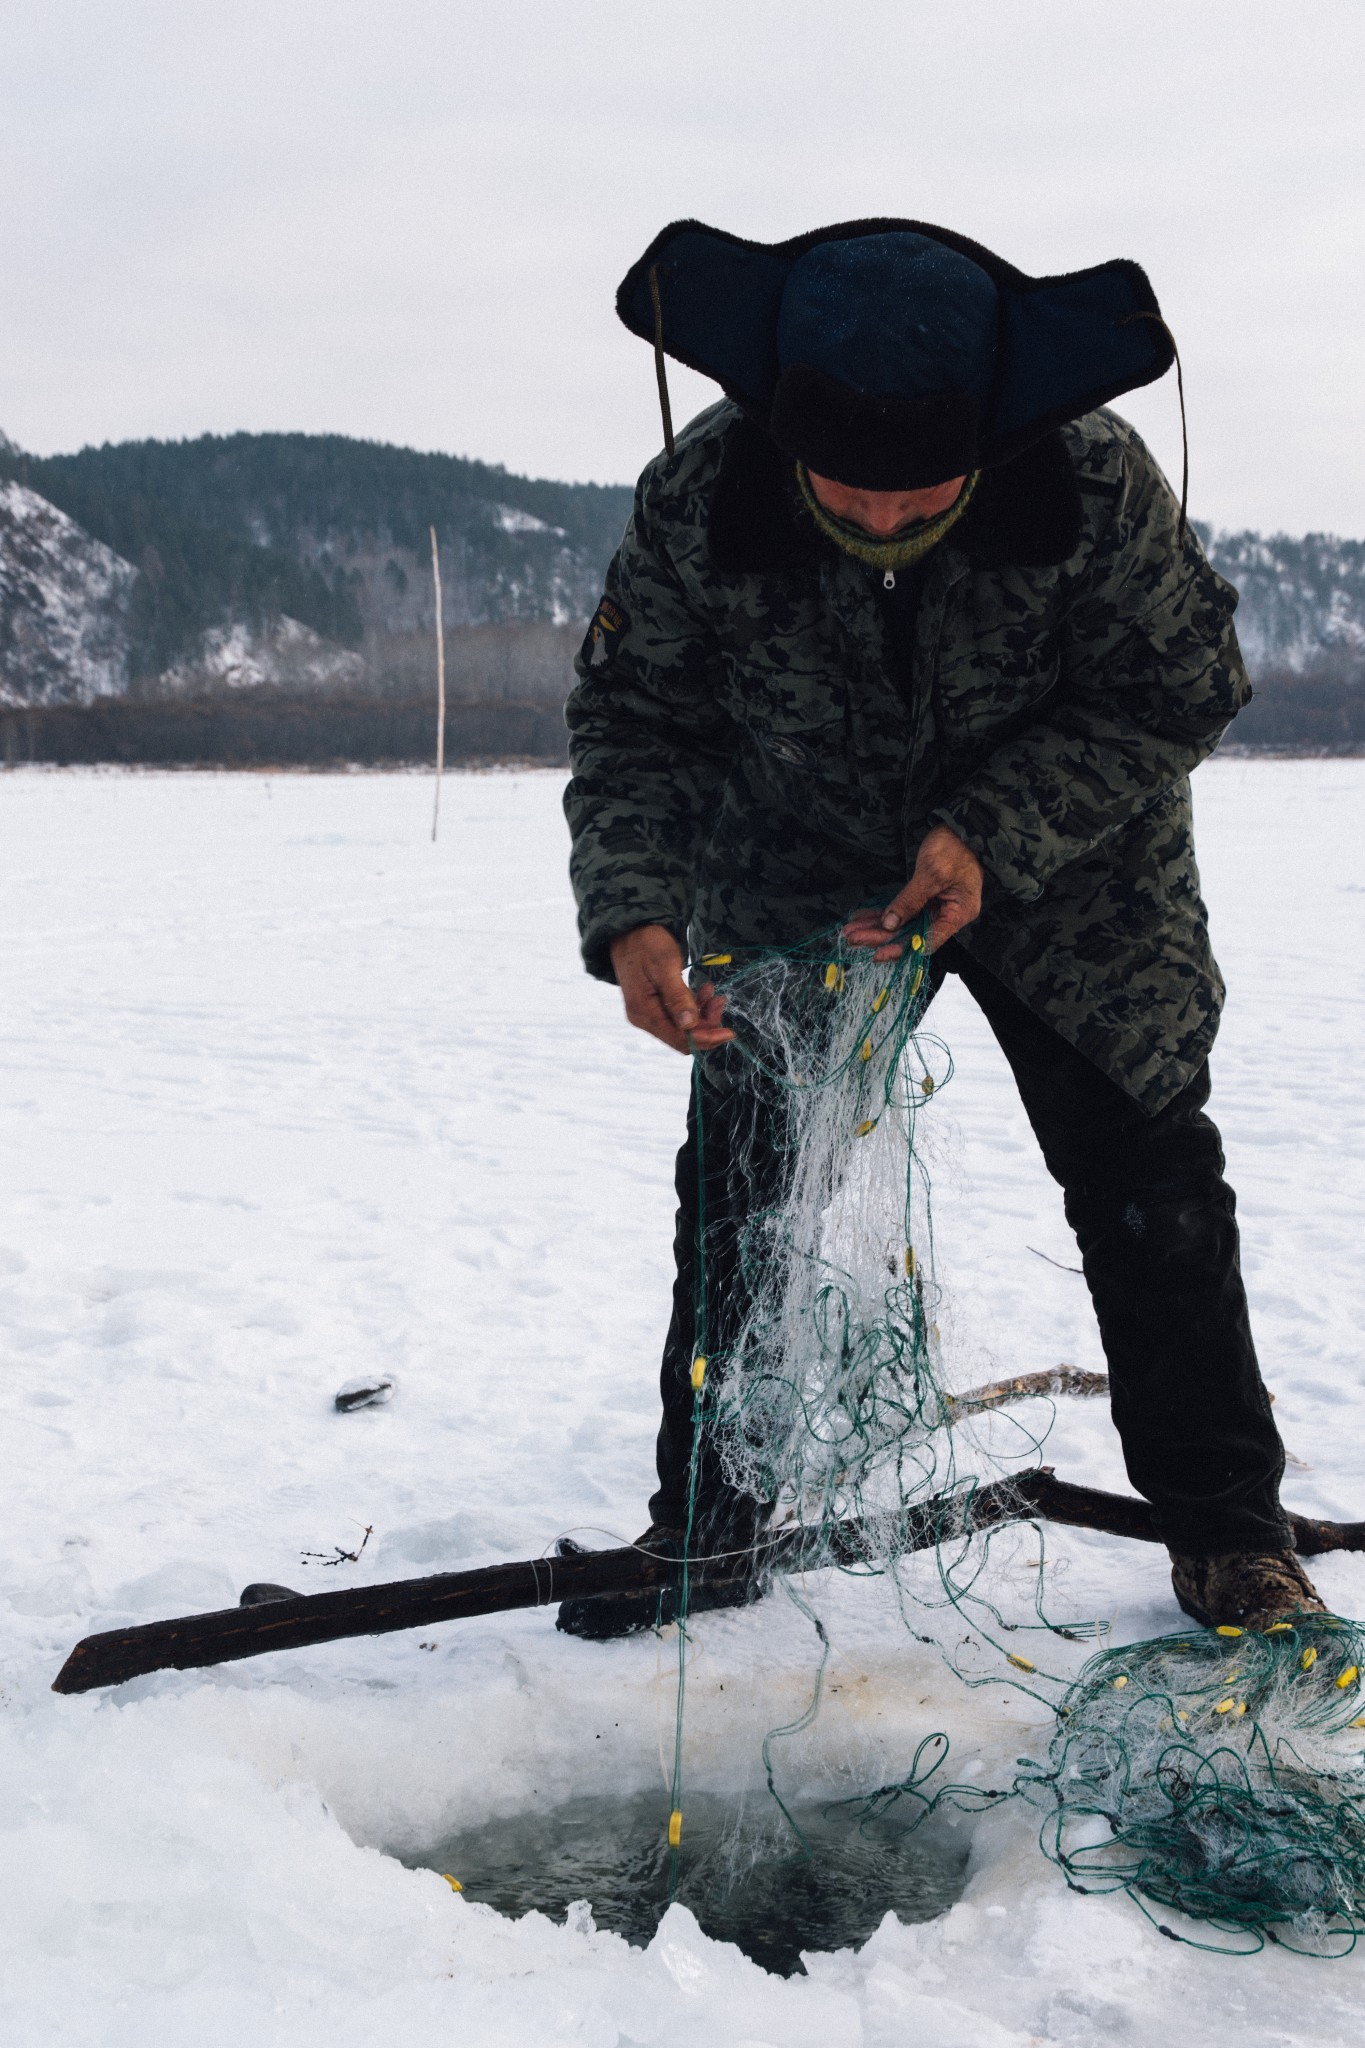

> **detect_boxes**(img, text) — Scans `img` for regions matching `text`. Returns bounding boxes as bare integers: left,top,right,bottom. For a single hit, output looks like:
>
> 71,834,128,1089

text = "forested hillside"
3,426,1364,759
0,434,633,684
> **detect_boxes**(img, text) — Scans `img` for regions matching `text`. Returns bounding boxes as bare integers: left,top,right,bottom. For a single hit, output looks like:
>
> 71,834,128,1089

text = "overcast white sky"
1,2,1361,533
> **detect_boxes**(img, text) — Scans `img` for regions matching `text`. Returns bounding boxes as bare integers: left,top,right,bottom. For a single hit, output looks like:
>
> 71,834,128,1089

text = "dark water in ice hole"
402,1790,970,1976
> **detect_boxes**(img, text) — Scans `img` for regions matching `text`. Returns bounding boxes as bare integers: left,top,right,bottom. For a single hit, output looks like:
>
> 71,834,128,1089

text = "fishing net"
662,923,1365,1953
1029,1621,1365,1953
701,927,949,1538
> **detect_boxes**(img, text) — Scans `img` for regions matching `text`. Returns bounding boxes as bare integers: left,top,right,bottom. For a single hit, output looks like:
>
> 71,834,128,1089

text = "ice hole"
398,1787,970,1975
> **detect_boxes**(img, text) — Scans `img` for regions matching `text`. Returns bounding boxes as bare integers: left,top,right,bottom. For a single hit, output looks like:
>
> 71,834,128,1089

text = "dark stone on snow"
334,1374,395,1412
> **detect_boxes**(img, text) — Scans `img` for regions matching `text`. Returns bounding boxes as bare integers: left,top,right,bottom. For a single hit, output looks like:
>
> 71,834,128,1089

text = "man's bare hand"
843,824,984,960
609,925,735,1056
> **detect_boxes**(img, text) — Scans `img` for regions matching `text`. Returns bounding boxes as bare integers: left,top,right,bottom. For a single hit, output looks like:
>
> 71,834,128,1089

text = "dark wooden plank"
50,1472,1039,1694
51,1468,1361,1695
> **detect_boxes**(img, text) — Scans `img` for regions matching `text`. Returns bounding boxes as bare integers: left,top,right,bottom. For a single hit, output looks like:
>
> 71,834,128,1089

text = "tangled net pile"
671,925,1365,1953
1034,1621,1365,1953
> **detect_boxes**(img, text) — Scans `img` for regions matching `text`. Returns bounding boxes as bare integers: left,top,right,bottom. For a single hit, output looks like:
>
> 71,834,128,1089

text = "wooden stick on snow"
50,1467,1365,1697
944,1365,1110,1416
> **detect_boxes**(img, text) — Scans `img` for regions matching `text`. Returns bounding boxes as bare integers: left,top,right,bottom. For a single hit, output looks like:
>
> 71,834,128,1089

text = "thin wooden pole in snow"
429,524,446,841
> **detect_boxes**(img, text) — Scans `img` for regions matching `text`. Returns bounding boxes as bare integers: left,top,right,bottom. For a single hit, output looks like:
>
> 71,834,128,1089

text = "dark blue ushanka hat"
617,217,1176,490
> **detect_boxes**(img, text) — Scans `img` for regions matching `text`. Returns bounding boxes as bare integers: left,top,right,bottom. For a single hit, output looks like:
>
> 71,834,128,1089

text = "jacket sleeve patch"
582,596,630,673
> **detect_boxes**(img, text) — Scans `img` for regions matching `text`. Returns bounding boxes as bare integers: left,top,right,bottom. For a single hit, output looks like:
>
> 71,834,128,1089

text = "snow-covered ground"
2,759,1363,2045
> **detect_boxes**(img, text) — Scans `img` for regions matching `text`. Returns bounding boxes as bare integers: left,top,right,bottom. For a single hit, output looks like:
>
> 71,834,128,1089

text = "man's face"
806,470,967,537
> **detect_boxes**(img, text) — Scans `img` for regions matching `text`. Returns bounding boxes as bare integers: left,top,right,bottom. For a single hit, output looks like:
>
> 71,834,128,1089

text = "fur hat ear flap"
618,218,1177,482
769,365,980,490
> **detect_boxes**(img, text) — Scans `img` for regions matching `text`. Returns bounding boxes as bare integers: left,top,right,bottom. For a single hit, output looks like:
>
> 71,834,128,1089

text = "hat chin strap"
1121,310,1188,542
649,264,676,457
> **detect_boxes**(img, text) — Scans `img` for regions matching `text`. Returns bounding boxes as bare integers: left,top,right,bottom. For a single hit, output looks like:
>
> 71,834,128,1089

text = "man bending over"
562,218,1321,1639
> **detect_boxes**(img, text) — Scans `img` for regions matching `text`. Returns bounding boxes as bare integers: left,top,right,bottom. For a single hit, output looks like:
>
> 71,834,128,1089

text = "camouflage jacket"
564,401,1249,1111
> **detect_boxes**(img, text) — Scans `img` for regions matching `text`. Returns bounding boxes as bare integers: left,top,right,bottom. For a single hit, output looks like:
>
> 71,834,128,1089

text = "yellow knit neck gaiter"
795,463,979,573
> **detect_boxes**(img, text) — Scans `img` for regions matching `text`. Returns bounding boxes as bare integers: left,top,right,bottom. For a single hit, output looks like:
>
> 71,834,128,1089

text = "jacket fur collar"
707,415,1084,577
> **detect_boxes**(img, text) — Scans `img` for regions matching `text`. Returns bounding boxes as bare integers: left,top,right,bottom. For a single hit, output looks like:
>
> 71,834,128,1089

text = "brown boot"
1169,1550,1327,1632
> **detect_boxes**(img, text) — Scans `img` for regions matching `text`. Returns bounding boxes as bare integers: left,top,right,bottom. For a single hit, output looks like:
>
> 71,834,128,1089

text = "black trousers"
650,943,1290,1558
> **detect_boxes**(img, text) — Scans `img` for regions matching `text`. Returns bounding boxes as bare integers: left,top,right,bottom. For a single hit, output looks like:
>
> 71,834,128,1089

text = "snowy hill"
0,480,137,706
1202,527,1365,675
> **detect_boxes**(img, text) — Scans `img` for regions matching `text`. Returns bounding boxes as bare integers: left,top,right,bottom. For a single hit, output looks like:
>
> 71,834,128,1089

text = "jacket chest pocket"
721,655,856,787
